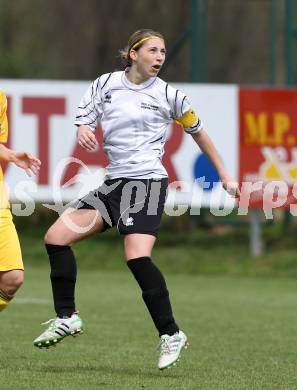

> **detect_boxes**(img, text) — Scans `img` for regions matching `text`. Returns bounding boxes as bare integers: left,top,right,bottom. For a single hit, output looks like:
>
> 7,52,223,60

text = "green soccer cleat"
33,312,83,349
158,330,188,370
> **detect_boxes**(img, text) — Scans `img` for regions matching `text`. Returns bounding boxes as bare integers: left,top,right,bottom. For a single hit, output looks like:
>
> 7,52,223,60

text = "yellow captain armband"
175,108,198,128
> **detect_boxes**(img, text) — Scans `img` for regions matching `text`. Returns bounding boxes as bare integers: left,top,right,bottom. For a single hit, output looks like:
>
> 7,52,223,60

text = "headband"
130,35,163,51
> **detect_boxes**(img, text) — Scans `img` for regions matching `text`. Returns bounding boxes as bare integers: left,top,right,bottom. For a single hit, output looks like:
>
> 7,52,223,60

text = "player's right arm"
76,125,98,152
75,77,104,152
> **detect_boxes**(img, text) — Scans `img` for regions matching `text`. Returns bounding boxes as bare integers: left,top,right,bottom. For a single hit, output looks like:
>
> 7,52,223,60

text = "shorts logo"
125,217,134,226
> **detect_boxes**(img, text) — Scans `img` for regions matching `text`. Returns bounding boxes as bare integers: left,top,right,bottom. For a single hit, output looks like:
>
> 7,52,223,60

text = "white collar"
121,69,157,90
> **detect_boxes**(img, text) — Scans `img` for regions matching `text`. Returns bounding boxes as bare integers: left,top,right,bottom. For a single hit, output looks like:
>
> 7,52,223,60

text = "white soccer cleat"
158,330,188,370
33,312,83,349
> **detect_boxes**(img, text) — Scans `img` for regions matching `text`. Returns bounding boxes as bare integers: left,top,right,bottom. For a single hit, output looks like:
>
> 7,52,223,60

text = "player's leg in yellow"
0,209,24,312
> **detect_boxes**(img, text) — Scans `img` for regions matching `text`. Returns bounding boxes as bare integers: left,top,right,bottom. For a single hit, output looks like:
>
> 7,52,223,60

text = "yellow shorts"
0,209,23,271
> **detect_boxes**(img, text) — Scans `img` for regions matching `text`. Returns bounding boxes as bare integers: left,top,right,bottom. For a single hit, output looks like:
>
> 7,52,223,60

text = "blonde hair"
120,29,164,68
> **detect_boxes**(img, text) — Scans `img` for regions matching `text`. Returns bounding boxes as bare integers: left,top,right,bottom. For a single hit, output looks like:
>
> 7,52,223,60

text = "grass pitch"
2,267,297,389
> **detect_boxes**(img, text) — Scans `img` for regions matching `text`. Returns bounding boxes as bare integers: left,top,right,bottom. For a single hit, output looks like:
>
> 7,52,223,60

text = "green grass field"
2,266,297,390
2,213,297,389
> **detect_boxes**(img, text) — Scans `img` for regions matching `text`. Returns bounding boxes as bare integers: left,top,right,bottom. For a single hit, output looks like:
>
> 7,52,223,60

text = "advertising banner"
239,88,297,211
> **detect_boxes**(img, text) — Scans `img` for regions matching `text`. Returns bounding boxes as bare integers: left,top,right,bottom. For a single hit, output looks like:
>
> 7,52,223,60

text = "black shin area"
45,244,77,318
127,256,179,336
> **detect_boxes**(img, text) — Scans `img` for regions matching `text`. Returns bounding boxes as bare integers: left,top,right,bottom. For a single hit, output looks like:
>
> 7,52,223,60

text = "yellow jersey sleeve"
175,107,203,134
0,91,10,209
0,90,8,143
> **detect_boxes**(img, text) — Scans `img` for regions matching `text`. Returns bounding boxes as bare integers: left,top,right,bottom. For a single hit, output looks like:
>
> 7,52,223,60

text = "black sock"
45,244,77,318
127,256,179,336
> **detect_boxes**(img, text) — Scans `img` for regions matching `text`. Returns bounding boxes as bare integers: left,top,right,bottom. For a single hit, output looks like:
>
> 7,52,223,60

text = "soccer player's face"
133,38,166,78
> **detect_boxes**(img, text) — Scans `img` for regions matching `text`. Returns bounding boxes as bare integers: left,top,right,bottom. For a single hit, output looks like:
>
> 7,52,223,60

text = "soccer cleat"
158,330,188,370
33,312,83,349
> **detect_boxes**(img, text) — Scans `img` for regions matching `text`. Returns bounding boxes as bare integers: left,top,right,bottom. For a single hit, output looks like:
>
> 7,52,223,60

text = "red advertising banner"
239,88,297,209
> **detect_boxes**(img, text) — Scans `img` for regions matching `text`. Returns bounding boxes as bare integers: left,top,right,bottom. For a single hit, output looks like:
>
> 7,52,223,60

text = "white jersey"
75,71,203,179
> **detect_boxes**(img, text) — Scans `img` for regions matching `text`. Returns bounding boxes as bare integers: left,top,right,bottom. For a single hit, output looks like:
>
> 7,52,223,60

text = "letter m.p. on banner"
239,88,297,211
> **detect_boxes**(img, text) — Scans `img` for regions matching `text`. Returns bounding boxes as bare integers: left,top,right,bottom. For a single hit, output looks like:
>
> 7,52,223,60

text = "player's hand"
77,125,98,152
13,152,41,177
221,175,241,198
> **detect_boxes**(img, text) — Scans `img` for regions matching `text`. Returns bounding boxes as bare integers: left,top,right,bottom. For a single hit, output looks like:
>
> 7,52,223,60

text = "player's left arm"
191,129,240,198
0,90,8,144
172,90,239,197
175,107,203,134
174,96,240,197
0,93,41,176
0,144,41,177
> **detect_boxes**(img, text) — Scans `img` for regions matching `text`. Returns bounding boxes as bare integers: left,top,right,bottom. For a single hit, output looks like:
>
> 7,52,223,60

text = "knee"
124,235,155,260
1,270,24,296
44,227,56,245
9,270,24,294
44,227,68,246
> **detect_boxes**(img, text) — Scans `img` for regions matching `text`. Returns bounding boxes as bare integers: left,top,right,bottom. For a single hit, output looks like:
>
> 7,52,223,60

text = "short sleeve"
165,85,188,119
166,85,203,134
74,78,103,131
0,91,8,143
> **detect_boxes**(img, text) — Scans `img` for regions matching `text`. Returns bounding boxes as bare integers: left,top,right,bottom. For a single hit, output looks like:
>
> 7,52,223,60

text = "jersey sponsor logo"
141,102,158,111
104,92,112,104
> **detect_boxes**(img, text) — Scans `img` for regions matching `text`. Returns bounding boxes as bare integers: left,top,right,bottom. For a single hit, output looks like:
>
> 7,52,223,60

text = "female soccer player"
0,90,41,312
33,29,240,369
